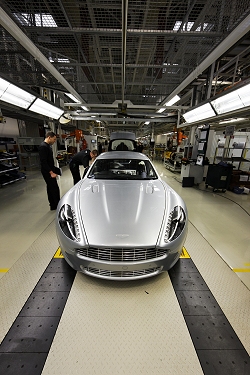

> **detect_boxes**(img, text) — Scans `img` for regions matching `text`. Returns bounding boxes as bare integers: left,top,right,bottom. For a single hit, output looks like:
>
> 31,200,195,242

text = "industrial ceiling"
0,0,250,136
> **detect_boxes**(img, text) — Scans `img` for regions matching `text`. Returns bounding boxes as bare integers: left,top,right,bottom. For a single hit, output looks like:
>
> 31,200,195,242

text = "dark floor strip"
168,258,249,375
0,258,76,375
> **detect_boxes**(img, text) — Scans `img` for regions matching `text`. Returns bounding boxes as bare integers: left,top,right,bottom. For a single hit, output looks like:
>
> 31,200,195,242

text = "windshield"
108,139,136,151
87,158,158,180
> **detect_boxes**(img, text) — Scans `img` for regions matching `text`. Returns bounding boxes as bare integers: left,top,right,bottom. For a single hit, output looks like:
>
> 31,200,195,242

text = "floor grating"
0,258,76,375
0,256,249,374
169,259,249,374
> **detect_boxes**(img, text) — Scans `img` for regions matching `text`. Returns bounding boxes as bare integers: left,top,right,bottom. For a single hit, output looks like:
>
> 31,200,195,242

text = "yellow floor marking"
233,268,250,273
244,263,250,266
54,248,64,258
180,246,190,258
0,268,9,273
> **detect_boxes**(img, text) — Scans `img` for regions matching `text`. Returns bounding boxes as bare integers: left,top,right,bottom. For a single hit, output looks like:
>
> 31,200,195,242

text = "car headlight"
164,206,186,242
58,204,80,241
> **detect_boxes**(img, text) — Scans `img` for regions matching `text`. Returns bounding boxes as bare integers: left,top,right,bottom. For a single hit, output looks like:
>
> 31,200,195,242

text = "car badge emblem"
116,234,129,238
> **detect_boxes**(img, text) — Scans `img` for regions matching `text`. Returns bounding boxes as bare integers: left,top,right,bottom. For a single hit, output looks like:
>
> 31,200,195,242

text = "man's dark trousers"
69,163,81,185
41,171,60,209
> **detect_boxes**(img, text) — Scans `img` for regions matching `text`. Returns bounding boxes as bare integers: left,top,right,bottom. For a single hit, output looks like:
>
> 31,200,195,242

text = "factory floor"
0,160,249,375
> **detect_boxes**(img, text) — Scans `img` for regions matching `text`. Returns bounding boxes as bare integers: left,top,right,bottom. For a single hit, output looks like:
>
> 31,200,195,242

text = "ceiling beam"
25,27,224,37
71,116,176,122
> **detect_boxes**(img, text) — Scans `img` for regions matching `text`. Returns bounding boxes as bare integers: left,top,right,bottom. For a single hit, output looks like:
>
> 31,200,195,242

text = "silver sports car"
56,151,188,280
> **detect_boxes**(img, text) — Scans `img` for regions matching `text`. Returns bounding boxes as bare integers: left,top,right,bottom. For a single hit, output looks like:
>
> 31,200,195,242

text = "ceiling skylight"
173,21,194,31
13,13,57,27
173,21,213,32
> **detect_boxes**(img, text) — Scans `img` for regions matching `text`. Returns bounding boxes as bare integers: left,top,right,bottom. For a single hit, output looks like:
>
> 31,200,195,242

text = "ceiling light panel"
183,103,216,123
164,95,180,106
211,83,250,114
65,93,80,103
237,85,250,107
29,98,64,119
0,77,36,109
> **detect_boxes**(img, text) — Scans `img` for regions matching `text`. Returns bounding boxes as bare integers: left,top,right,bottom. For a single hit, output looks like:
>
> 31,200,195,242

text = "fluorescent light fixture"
157,95,180,113
219,118,246,124
236,85,250,107
29,98,64,119
144,121,150,125
65,93,80,103
58,58,70,63
64,93,89,111
211,83,250,114
163,63,179,66
183,103,216,123
164,95,180,106
157,108,165,113
0,78,9,93
211,91,243,114
0,77,36,109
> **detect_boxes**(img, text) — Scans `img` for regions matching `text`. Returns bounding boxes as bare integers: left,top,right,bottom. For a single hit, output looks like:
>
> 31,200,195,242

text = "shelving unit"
0,138,26,187
213,136,250,190
214,146,250,171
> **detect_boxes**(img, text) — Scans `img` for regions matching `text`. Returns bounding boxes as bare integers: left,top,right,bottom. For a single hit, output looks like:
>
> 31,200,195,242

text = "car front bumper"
58,241,185,281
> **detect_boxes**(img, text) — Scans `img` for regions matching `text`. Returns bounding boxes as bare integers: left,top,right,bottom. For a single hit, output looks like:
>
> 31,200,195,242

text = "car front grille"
76,247,167,262
83,266,162,279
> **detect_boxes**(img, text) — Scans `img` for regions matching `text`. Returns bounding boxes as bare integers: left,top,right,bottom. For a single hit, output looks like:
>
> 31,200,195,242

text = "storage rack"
0,138,26,187
214,144,250,171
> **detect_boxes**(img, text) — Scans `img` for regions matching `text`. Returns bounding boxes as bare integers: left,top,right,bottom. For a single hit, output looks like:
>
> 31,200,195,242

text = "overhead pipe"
71,116,174,123
121,0,128,105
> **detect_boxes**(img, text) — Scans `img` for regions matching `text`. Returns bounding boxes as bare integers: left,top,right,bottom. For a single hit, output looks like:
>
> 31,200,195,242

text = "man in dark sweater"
38,131,60,210
69,149,98,184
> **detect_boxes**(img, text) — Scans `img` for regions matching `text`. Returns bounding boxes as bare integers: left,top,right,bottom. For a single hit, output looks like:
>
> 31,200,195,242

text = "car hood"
78,179,166,247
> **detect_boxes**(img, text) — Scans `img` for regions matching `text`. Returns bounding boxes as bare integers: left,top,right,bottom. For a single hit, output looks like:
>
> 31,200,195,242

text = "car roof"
97,151,149,160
